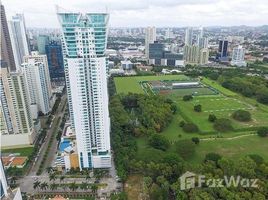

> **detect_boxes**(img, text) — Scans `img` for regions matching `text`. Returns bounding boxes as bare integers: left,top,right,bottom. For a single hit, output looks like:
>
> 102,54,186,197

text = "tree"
49,173,56,182
204,153,222,163
257,127,268,137
69,182,78,191
232,110,251,122
194,104,202,112
183,95,193,101
50,183,58,191
175,140,196,159
162,153,183,166
33,180,41,190
182,123,199,133
179,120,185,127
213,118,233,132
46,167,53,174
191,137,200,145
80,182,88,191
248,154,264,165
91,184,98,196
208,114,217,122
149,134,170,151
60,175,65,183
40,182,48,191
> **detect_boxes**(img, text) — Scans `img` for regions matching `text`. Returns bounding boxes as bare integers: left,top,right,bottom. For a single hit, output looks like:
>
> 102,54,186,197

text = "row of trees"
128,153,268,199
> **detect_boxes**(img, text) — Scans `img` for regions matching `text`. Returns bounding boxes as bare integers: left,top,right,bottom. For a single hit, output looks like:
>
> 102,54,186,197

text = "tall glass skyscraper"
57,10,111,169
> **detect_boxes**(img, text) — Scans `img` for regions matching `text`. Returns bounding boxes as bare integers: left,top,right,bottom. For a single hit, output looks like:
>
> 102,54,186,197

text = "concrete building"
231,45,246,67
199,48,209,65
0,67,35,148
121,60,133,70
145,26,156,60
8,14,30,69
57,10,111,169
185,27,193,46
183,45,200,64
22,51,52,115
0,3,16,72
0,159,23,199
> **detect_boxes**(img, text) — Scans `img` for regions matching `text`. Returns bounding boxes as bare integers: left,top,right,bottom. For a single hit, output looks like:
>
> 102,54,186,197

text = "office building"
37,35,49,54
57,10,111,169
145,26,156,60
0,67,35,148
231,45,246,67
0,159,23,199
8,14,30,69
22,51,52,115
218,40,229,61
149,41,184,67
0,3,16,71
45,41,65,80
185,27,193,46
149,41,164,65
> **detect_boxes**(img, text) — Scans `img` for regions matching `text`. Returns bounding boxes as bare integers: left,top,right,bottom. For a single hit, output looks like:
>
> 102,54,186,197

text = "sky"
2,0,268,28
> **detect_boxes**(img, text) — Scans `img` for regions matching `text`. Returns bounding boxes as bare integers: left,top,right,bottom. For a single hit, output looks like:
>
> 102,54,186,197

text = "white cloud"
2,0,268,28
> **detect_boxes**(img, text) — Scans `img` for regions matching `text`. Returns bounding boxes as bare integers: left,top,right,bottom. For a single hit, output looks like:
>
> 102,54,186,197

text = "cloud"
2,0,268,28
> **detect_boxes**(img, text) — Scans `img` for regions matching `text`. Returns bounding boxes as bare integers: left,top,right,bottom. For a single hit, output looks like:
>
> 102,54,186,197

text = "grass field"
201,77,237,96
1,147,34,157
114,75,268,167
114,75,190,94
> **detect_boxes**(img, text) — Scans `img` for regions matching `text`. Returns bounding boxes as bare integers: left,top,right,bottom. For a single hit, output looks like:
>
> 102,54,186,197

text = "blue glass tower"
45,41,65,80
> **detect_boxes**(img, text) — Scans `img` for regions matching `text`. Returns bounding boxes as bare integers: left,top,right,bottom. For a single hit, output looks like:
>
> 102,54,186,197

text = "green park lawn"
114,74,189,94
201,77,237,96
1,147,34,157
115,75,268,164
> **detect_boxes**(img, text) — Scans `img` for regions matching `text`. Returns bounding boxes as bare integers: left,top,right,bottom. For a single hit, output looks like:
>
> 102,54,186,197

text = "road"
28,93,67,176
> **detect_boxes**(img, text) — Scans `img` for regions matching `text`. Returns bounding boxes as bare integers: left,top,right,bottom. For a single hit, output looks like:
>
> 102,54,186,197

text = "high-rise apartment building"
8,14,30,69
185,27,193,46
0,159,23,199
22,51,52,115
0,3,16,71
199,48,209,65
231,45,246,67
57,11,111,169
0,66,35,147
145,26,156,60
183,45,200,64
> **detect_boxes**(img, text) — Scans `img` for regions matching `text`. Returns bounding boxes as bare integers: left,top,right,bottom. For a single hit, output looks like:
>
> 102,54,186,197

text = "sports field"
114,75,190,94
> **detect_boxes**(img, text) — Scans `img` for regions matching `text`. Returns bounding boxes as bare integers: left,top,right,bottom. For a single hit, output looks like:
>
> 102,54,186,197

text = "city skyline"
2,0,268,28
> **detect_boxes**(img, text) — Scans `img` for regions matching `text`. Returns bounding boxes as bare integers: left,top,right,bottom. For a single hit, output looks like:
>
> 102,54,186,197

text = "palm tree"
50,183,58,191
10,176,17,186
33,180,41,191
69,182,78,191
80,182,88,191
60,175,65,183
40,182,48,191
46,167,53,174
91,184,98,196
49,173,56,182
